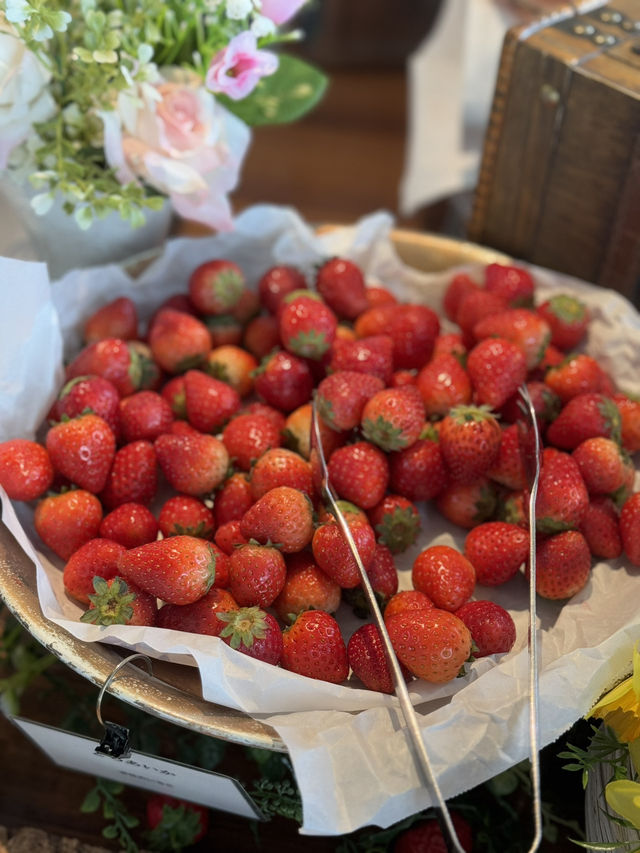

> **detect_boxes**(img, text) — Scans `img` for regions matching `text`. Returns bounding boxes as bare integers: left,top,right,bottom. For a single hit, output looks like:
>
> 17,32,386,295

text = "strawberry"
455,600,516,657
205,344,257,398
83,296,138,343
535,447,588,534
572,437,632,496
578,497,622,560
240,485,314,553
327,440,389,509
53,375,121,437
188,258,245,315
537,294,590,351
117,536,218,605
456,289,508,345
361,387,425,452
214,519,248,554
347,623,395,694
436,478,497,529
231,287,260,324
183,369,241,433
253,350,314,412
281,609,348,683
416,353,472,418
367,494,421,553
279,292,338,360
484,262,535,307
241,401,287,431
249,447,313,500
532,529,591,599
316,370,384,432
329,335,394,384
46,413,115,494
157,588,238,635
315,257,368,320
242,314,281,360
386,608,472,683
99,502,158,549
386,303,440,370
412,545,475,611
161,376,187,419
439,405,502,484
365,285,397,308
204,314,243,348
343,541,399,617
614,392,640,453
466,337,527,409
158,495,215,539
100,439,157,509
62,537,126,604
118,390,174,443
216,606,283,665
145,795,209,849
443,272,480,322
545,354,605,403
283,402,346,460
273,551,341,624
0,439,53,501
66,338,157,398
389,438,449,502
473,308,550,370
258,264,307,314
432,332,467,360
353,302,397,338
499,380,561,433
154,432,228,496
464,521,529,585
148,309,212,374
81,576,157,626
383,589,434,623
221,412,282,470
311,516,376,588
486,423,528,491
214,472,253,526
34,489,103,560
394,813,473,853
619,492,640,566
536,342,566,375
390,369,417,388
546,392,622,450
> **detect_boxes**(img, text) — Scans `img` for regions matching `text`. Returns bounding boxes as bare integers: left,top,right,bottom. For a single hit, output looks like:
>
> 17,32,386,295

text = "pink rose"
100,69,251,231
206,31,278,101
259,0,308,25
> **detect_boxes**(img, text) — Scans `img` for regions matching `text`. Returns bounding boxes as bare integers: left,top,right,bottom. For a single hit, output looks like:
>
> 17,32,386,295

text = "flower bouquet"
0,0,326,232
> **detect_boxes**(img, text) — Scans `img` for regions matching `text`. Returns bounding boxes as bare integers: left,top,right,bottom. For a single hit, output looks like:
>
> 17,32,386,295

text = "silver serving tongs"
310,385,543,853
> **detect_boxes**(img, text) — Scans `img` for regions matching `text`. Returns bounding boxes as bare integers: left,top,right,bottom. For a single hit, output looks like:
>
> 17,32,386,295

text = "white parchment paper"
1,204,640,836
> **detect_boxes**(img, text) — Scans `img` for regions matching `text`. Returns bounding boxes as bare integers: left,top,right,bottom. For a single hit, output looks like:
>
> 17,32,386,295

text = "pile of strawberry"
1,254,639,697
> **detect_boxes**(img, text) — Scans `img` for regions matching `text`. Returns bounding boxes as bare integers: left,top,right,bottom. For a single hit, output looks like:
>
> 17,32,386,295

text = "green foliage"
250,778,302,823
560,725,632,789
146,802,205,852
0,609,56,715
81,777,140,852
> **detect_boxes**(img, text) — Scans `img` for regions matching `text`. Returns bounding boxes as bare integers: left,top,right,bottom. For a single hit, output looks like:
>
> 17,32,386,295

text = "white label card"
11,717,265,821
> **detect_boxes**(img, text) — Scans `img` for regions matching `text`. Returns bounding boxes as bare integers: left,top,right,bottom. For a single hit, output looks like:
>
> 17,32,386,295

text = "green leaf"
81,787,101,813
220,55,328,126
102,824,118,839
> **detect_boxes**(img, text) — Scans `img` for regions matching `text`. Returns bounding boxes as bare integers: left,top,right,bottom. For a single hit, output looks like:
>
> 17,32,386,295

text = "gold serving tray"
0,230,509,750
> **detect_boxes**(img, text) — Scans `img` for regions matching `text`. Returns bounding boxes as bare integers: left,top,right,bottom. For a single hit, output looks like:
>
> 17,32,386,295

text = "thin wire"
96,653,153,728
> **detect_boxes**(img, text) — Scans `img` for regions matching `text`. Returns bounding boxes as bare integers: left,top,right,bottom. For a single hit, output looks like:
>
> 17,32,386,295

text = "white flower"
251,13,276,37
226,0,253,19
0,31,56,168
4,0,31,25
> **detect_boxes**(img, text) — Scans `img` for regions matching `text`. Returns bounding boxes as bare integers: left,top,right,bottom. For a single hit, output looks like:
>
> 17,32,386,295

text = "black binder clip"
95,653,153,759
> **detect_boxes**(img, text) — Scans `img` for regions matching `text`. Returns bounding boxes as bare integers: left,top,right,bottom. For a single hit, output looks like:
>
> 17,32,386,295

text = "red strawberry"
148,309,212,374
316,370,384,432
204,314,243,348
66,338,156,398
499,380,562,433
436,478,497,529
535,447,589,534
145,795,209,848
619,492,640,566
484,262,535,307
62,537,126,604
242,401,287,431
273,551,341,623
473,308,550,370
329,335,394,384
281,609,348,684
258,264,307,314
572,437,632,497
614,393,640,453
353,303,396,339
466,337,527,409
546,392,622,450
183,369,241,433
365,285,397,308
283,402,346,461
214,519,249,554
157,588,239,635
188,259,245,315
221,412,282,471
416,353,472,418
412,545,476,611
532,530,591,599
433,332,467,360
250,447,313,500
0,439,53,501
82,576,157,626
99,502,158,549
118,391,173,443
34,489,103,560
390,369,417,388
327,440,389,509
384,589,434,623
464,521,529,585
279,293,338,360
386,608,471,683
439,405,502,484
343,541,399,617
315,257,368,320
84,296,138,343
545,354,605,403
242,314,281,360
253,350,314,413
100,439,157,509
53,375,121,437
394,813,473,853
311,516,376,588
486,423,528,491
231,286,260,323
443,272,480,322
46,413,115,494
213,472,252,527
386,303,440,370
228,542,287,607
154,432,228,496
117,536,218,605
455,600,516,657
389,438,449,502
347,623,395,694
368,494,421,554
578,497,622,560
205,344,257,398
216,606,283,665
537,294,590,351
360,387,425,452
456,289,508,345
240,485,314,553
157,495,215,539
161,376,187,419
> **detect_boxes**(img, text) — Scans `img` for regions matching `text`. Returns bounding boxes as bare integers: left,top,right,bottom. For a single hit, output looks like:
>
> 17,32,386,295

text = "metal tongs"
310,384,543,853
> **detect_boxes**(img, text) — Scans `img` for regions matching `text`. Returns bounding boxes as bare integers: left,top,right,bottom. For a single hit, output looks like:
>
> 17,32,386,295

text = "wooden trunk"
468,0,640,305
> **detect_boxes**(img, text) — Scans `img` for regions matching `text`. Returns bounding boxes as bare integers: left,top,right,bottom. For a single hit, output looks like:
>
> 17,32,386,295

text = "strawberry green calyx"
315,395,337,429
548,294,587,323
598,397,622,445
204,545,217,593
361,414,409,452
449,403,498,424
535,516,574,535
216,606,268,649
58,375,92,399
209,268,244,311
288,329,330,359
283,289,321,304
127,344,158,389
375,506,421,553
81,576,134,626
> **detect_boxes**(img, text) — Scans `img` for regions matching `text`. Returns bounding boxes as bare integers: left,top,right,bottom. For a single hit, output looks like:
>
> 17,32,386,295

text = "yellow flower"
605,779,640,829
589,645,640,743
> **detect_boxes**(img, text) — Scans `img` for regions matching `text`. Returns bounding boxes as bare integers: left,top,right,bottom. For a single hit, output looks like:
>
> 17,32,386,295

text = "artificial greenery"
81,777,140,852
